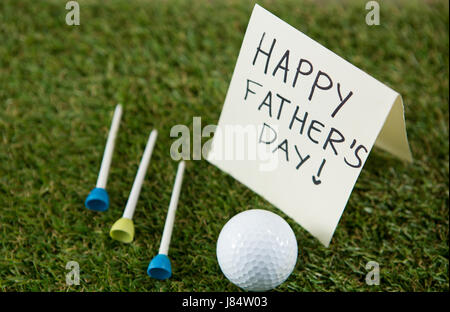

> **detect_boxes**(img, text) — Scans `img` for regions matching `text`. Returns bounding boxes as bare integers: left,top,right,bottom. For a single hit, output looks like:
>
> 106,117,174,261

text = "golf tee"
159,161,185,255
96,104,123,189
122,129,158,220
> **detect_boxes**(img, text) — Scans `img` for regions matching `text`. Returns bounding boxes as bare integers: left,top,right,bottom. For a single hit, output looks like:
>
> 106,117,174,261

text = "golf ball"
216,209,298,291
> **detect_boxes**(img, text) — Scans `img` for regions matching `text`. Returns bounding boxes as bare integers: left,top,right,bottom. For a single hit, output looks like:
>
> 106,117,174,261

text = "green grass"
0,0,448,291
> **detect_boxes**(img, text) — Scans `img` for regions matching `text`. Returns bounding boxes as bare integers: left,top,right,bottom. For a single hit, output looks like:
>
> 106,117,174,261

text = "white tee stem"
122,130,158,220
159,161,186,256
96,104,123,189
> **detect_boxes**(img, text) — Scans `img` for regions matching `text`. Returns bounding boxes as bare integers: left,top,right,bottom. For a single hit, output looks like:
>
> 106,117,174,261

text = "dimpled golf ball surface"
216,209,298,291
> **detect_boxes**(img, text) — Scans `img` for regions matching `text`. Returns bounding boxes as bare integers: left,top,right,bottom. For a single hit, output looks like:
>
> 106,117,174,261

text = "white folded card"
207,4,412,246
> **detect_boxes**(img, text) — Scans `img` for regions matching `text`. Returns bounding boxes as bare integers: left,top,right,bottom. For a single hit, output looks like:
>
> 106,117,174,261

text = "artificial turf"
0,0,448,291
